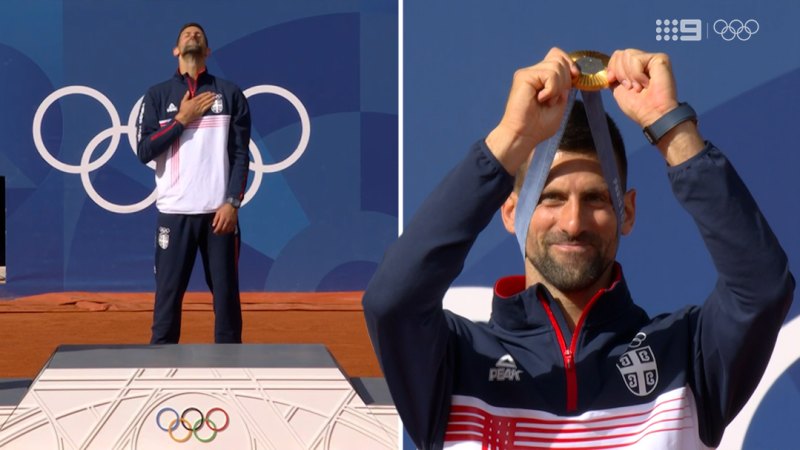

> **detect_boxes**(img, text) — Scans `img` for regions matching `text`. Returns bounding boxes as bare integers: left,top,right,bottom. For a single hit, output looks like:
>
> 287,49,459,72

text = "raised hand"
486,47,579,174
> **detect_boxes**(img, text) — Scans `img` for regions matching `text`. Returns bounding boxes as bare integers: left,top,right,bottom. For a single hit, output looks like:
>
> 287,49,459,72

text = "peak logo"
489,354,523,382
654,18,759,42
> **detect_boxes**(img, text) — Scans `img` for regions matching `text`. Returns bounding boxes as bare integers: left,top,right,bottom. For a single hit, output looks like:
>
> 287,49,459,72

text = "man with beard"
362,48,794,449
137,23,251,344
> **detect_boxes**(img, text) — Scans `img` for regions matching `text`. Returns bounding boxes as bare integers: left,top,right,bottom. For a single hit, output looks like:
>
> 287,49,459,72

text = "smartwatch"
642,102,697,145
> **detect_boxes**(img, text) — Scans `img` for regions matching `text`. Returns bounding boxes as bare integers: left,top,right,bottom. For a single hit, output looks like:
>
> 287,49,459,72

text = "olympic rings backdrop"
0,0,398,295
403,1,800,448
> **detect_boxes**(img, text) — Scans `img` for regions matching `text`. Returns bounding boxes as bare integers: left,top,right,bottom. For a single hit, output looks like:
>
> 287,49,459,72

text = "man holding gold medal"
363,47,794,449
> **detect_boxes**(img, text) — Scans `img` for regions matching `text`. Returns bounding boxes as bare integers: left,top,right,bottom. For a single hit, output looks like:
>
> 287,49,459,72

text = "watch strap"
642,102,697,145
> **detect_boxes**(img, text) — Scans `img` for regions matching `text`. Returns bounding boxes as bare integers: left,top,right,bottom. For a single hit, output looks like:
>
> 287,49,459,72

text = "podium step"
0,344,398,449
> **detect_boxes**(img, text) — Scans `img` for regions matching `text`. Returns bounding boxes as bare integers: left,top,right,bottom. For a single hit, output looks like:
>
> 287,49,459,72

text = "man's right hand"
486,47,579,175
174,90,216,125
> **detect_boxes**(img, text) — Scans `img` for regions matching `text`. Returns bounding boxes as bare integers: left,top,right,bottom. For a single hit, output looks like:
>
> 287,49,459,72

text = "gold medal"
569,50,610,91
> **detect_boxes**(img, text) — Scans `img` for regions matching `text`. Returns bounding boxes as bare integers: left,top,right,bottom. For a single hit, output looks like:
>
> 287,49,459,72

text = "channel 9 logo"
655,18,759,42
655,19,702,41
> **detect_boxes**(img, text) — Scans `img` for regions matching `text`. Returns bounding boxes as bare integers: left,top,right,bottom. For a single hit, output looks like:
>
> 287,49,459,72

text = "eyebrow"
540,185,610,198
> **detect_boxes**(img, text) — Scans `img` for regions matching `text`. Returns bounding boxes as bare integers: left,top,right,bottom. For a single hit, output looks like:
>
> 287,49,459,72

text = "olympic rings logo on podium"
155,406,230,443
32,84,310,214
713,19,759,41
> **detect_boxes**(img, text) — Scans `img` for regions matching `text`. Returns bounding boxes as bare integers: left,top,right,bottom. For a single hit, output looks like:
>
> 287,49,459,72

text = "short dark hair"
176,22,208,47
514,100,628,191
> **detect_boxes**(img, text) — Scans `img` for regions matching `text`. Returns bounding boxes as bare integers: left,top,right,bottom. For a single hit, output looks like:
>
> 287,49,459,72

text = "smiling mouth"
552,242,591,252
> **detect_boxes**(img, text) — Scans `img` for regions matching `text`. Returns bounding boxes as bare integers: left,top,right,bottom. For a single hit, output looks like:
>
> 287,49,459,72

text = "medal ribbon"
513,89,625,258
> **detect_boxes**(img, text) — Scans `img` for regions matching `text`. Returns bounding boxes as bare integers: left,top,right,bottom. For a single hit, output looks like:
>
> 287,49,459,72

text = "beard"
180,41,204,56
527,230,613,292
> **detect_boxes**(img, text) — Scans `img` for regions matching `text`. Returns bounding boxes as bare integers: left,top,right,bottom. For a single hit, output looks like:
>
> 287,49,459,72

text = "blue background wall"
404,1,798,448
1,0,798,448
0,0,398,296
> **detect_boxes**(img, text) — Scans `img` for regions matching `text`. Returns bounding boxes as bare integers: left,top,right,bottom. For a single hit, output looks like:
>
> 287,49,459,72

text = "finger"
538,59,573,102
544,47,568,62
642,53,671,87
202,93,217,104
620,50,652,91
198,98,214,109
545,47,575,74
537,69,560,102
197,98,215,112
609,49,640,89
547,88,570,107
628,54,651,91
542,48,575,84
558,56,576,88
606,50,623,84
212,219,225,234
614,50,632,89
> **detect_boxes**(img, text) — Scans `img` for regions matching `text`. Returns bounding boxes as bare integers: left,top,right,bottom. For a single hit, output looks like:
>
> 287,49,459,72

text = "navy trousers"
150,212,242,344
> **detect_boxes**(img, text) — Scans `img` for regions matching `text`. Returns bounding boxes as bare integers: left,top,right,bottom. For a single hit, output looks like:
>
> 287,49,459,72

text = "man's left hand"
607,49,703,165
212,203,238,234
606,49,679,129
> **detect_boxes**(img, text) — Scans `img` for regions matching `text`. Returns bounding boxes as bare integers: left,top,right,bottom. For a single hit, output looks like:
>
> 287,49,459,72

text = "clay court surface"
0,292,382,379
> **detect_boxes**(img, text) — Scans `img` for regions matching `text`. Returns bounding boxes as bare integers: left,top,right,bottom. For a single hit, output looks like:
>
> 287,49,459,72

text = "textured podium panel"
0,379,31,428
0,345,398,449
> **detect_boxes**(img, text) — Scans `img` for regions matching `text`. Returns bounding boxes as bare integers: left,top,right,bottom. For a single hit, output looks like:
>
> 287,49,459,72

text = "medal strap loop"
513,89,625,258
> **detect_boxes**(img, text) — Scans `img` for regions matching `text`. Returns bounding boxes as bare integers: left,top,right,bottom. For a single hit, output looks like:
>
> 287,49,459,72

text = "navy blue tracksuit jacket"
363,141,794,449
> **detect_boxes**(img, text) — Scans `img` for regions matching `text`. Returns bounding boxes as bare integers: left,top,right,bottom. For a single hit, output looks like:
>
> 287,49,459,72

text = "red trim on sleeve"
150,120,177,141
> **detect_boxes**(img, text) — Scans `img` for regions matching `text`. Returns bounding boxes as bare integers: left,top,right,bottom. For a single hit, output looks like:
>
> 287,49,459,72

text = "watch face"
569,50,610,91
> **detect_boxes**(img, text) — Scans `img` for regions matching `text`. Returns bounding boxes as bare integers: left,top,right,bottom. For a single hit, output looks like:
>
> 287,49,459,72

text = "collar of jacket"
489,262,637,332
172,67,211,84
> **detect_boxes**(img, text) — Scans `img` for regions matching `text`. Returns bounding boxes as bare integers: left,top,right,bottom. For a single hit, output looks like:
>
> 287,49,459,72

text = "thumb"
182,90,191,102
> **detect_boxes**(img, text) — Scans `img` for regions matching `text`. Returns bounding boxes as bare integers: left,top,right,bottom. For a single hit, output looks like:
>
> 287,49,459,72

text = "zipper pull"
564,349,573,369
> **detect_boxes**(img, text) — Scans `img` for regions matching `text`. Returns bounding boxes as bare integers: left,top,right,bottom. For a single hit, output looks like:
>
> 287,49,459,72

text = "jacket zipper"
187,75,196,98
539,281,614,412
540,299,579,411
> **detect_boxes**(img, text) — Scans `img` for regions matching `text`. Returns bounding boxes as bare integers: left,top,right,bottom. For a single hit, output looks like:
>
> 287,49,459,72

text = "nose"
557,197,586,238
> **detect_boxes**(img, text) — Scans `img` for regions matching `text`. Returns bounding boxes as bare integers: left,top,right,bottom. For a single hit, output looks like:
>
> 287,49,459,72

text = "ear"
173,46,180,57
620,188,636,236
500,192,518,234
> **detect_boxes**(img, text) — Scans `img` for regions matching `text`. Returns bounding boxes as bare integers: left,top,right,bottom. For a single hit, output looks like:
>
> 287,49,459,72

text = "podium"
0,344,398,449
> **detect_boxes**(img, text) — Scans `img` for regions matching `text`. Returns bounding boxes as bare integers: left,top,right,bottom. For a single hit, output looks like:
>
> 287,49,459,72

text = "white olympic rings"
713,19,759,42
242,85,310,205
32,84,310,214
